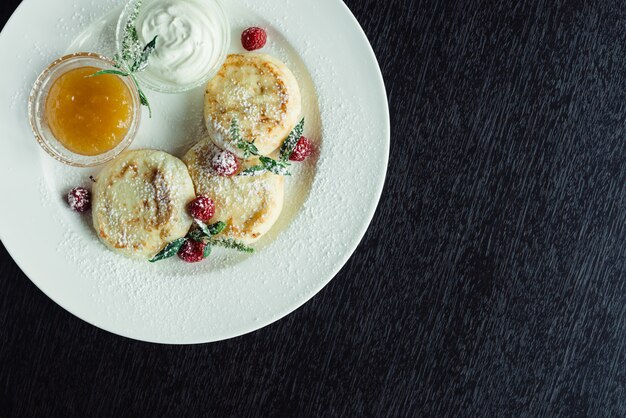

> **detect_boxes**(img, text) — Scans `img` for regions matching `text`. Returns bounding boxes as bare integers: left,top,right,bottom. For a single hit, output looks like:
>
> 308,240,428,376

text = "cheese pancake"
92,150,196,259
204,53,302,157
183,139,284,244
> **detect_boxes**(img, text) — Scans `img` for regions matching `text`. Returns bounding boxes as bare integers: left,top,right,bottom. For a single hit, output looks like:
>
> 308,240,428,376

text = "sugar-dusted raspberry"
241,27,267,51
289,137,313,162
212,150,239,176
67,187,91,213
178,239,207,263
188,196,216,222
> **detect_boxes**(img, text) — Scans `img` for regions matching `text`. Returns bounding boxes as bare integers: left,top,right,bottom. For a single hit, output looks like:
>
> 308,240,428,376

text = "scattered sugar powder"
28,0,381,336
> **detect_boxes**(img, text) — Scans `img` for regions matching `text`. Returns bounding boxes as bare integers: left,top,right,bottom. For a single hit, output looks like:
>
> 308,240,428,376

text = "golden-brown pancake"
92,150,196,259
183,139,284,244
204,53,302,157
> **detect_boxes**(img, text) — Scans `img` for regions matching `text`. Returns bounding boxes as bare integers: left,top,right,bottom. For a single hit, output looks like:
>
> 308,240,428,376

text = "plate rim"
0,0,390,344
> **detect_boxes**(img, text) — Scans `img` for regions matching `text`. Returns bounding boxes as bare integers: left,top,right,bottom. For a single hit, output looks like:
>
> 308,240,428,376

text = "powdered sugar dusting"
7,0,387,342
40,1,323,321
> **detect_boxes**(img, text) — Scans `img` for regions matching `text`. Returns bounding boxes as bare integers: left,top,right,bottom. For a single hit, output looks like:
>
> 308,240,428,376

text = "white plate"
0,0,389,344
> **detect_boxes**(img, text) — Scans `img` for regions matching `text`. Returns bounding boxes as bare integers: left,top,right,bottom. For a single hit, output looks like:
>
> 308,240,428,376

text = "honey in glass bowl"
45,66,134,156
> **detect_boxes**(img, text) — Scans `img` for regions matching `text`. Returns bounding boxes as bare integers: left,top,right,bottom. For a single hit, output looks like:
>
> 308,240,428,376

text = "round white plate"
0,0,389,344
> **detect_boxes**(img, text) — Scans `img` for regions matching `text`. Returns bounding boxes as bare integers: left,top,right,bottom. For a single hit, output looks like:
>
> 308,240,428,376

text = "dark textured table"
1,0,625,416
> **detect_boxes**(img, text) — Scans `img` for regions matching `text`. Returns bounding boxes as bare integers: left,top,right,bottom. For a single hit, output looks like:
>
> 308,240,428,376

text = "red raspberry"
67,187,91,213
178,239,207,263
212,150,239,176
241,27,267,51
289,137,313,162
188,196,216,222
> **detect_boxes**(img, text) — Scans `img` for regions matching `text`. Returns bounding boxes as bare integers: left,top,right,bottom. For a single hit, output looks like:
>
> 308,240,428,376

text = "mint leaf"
280,118,305,161
131,35,157,73
194,220,226,238
260,156,291,176
203,244,212,259
238,141,259,159
188,229,204,242
208,221,227,236
149,238,186,262
239,157,291,177
229,118,291,176
132,74,152,118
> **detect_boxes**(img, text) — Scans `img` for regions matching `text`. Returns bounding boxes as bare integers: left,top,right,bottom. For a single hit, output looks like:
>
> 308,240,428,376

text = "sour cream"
135,0,229,89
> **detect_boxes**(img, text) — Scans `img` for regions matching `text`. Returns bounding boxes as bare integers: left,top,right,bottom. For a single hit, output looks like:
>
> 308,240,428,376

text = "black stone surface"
1,0,625,416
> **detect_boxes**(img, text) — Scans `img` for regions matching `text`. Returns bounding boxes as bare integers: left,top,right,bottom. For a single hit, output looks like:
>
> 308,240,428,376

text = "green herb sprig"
149,220,254,263
232,117,305,177
231,117,258,159
190,220,227,241
89,0,157,117
191,221,254,253
208,239,256,254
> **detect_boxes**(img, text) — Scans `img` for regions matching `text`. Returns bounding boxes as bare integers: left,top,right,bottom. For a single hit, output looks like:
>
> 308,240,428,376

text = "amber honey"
45,66,134,156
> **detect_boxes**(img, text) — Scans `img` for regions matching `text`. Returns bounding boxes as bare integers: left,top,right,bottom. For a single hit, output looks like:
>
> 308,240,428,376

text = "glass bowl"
116,0,230,94
29,52,142,167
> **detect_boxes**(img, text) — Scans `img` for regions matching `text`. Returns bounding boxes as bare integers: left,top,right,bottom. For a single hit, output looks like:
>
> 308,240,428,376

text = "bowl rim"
28,52,142,167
